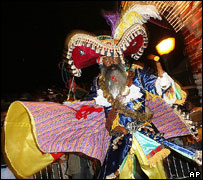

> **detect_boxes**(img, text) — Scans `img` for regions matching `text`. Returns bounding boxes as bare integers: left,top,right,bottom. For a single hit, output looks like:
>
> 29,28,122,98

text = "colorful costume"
94,65,200,178
2,2,202,179
3,100,110,178
60,3,201,179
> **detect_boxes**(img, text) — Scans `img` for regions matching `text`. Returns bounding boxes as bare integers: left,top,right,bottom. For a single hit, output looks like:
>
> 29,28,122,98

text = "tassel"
66,54,71,59
91,43,95,50
120,55,125,64
100,47,105,55
86,43,90,48
122,44,126,51
95,47,100,53
68,60,73,65
113,50,117,57
107,49,111,57
147,148,170,168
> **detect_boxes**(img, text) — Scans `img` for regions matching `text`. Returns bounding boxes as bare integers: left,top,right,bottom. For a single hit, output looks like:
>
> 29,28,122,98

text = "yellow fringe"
112,114,120,130
143,122,152,127
148,149,171,168
145,90,160,102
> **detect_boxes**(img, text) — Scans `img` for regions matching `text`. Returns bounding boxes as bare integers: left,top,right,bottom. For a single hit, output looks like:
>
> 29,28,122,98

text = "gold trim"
63,24,148,77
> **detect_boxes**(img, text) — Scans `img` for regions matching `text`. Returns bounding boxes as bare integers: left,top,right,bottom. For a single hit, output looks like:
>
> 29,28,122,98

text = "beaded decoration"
63,24,148,77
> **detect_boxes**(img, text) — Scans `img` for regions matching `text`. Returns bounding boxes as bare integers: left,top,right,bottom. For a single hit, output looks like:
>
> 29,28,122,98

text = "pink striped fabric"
145,96,191,139
21,100,110,164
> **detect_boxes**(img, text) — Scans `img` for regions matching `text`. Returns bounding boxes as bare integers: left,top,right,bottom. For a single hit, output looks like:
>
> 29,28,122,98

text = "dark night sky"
1,1,117,96
1,0,192,98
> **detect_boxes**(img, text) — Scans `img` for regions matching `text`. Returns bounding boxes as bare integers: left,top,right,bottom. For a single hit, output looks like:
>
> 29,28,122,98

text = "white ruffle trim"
94,89,112,107
155,72,177,104
94,85,142,107
122,85,142,104
155,72,173,94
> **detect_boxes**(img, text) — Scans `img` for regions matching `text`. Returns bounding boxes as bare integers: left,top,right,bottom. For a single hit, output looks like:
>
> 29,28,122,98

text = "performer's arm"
133,63,187,105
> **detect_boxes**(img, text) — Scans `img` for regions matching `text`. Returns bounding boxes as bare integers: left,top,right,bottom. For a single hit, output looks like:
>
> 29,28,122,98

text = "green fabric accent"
134,131,161,156
96,36,112,40
120,154,129,171
133,155,136,176
174,84,182,100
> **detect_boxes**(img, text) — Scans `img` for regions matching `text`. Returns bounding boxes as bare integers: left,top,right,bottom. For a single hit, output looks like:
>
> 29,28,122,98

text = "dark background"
1,1,117,95
1,0,197,102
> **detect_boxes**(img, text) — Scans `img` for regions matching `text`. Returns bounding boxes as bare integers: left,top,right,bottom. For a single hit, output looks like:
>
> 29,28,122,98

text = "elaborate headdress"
62,4,162,77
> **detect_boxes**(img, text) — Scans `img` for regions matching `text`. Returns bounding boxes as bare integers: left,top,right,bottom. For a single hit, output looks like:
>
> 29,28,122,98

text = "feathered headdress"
113,4,162,40
62,3,162,77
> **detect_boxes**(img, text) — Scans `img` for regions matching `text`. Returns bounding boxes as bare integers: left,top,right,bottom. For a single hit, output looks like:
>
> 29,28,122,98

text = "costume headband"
62,4,161,77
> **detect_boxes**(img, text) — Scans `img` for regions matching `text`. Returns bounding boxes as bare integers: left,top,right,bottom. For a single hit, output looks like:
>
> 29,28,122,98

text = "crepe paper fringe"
172,105,199,140
193,150,202,166
145,94,198,139
147,148,171,168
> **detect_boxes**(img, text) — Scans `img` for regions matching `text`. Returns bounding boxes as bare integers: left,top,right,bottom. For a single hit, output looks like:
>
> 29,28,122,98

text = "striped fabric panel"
22,101,110,164
145,97,191,139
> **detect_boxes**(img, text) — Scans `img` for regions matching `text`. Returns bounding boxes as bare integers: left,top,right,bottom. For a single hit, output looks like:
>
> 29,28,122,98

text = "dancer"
61,3,201,178
2,3,201,179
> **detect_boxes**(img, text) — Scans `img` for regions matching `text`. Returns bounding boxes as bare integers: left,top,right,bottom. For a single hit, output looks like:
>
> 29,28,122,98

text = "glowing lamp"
156,37,175,55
